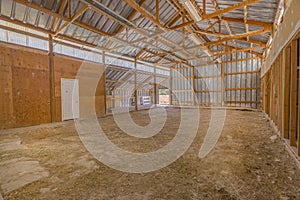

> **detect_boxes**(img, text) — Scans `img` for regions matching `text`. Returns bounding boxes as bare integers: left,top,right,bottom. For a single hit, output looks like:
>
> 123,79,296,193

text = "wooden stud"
49,35,56,122
103,51,107,115
154,64,157,106
282,47,290,139
134,58,138,111
221,63,225,106
289,40,297,146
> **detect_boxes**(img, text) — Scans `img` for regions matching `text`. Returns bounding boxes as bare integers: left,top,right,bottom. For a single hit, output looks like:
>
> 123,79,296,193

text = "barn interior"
0,0,300,199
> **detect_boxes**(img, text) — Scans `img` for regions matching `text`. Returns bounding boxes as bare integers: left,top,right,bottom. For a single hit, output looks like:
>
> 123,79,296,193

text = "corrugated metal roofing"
0,0,280,67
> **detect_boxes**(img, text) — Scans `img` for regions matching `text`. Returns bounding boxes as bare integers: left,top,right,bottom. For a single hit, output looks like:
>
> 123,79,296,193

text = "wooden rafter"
15,0,112,36
54,5,89,37
210,0,238,49
105,0,147,48
123,0,163,29
51,0,67,32
202,0,261,20
202,30,267,47
195,28,269,39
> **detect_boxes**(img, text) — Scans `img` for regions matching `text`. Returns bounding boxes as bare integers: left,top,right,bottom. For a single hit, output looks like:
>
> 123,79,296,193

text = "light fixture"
180,0,201,22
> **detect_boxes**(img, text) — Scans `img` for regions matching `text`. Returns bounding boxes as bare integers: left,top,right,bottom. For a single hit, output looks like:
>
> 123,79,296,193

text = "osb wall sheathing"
262,0,300,76
54,55,105,121
0,43,50,129
0,43,105,129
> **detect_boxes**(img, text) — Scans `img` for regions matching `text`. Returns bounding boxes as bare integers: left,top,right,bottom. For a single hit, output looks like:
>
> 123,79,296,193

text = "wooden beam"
154,64,157,106
220,17,272,30
102,51,107,115
289,40,297,146
15,0,112,36
203,29,267,46
0,15,54,35
134,58,138,111
201,0,261,20
54,5,89,36
68,0,71,18
196,28,268,39
49,35,56,122
156,0,159,21
203,0,206,14
51,0,67,32
169,21,194,30
210,0,238,48
105,0,147,48
283,47,290,139
124,0,163,29
221,63,225,106
139,53,167,60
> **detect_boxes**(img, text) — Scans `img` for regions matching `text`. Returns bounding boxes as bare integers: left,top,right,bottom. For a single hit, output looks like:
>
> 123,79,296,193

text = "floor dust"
0,108,299,199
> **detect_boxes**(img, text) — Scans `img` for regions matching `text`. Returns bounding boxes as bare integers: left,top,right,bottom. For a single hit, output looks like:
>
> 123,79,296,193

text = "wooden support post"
278,52,283,133
154,64,157,106
283,47,291,139
289,40,297,146
191,66,195,105
298,38,300,156
49,35,56,122
102,51,107,115
221,63,225,106
134,58,138,111
169,69,173,105
203,0,206,14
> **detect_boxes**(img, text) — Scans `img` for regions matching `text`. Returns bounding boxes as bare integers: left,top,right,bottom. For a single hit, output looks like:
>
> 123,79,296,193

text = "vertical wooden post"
192,66,196,106
289,40,297,146
221,63,225,107
49,35,56,122
134,58,138,111
169,68,173,105
203,0,206,14
283,47,291,139
154,64,157,106
278,52,283,133
297,38,300,156
102,51,107,115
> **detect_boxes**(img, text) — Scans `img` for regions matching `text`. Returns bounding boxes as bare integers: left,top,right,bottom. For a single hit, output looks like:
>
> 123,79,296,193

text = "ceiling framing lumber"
201,0,261,20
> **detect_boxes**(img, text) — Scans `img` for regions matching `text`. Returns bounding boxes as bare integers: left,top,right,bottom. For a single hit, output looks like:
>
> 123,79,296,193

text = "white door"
61,78,79,121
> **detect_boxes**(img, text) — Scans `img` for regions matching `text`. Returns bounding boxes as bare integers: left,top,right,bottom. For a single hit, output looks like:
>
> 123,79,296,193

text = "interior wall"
171,54,261,108
261,31,300,157
54,55,105,121
0,43,50,129
0,43,105,130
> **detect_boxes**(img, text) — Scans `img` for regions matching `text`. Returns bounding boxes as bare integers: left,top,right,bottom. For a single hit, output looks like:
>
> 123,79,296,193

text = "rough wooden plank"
289,40,297,146
283,46,291,139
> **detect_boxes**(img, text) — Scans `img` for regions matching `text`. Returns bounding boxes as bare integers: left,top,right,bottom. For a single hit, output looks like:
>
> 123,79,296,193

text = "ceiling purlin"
5,0,273,65
105,0,148,49
210,0,238,49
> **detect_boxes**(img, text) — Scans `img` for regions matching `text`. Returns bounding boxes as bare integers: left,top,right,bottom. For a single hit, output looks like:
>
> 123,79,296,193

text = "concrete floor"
0,108,300,200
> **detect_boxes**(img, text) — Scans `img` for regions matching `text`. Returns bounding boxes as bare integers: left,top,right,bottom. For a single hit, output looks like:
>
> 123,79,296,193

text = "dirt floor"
0,108,300,200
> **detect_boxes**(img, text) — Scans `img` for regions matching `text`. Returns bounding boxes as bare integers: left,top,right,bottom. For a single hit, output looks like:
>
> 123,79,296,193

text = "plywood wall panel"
54,55,105,121
0,44,51,129
0,43,106,129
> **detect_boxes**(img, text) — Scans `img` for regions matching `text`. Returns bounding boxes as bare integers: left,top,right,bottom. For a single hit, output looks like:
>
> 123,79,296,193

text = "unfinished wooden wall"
54,55,105,121
0,43,50,129
0,43,105,129
261,32,300,156
170,53,261,108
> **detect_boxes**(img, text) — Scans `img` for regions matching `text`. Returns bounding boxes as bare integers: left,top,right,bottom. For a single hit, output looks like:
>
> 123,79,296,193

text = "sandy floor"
0,108,300,200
